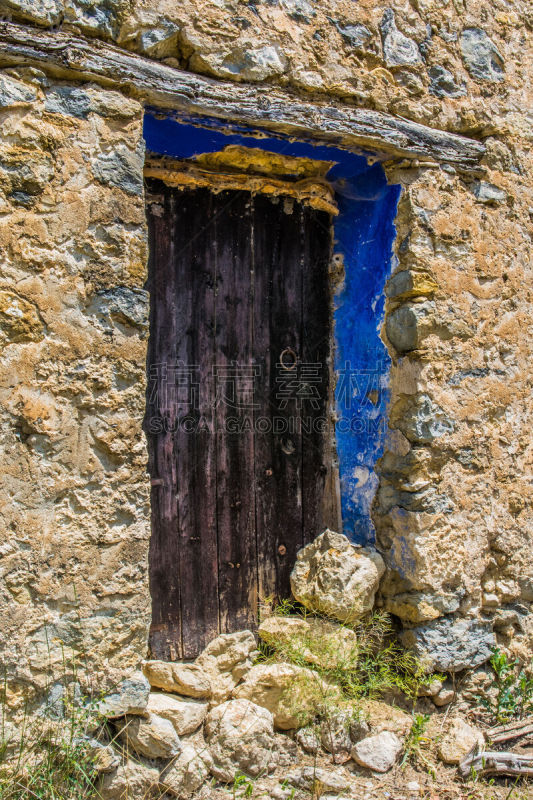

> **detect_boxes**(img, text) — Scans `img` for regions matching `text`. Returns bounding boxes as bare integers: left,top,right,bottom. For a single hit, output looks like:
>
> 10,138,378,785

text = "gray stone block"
336,23,373,51
63,0,129,39
396,393,455,444
429,65,466,98
460,28,504,82
138,20,180,59
281,0,316,25
473,180,507,205
92,143,144,195
45,87,92,119
0,0,63,26
90,287,149,330
386,301,439,353
401,617,496,672
380,9,423,67
0,74,36,108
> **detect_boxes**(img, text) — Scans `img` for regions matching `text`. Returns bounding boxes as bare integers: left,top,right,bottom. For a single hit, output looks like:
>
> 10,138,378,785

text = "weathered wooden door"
145,181,338,659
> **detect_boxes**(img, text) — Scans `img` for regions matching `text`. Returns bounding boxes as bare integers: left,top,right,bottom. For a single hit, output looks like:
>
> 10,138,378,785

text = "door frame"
143,114,401,547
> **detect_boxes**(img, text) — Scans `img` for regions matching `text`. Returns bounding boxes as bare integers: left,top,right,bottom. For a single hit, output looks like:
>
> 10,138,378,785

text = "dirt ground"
195,711,533,800
201,761,533,800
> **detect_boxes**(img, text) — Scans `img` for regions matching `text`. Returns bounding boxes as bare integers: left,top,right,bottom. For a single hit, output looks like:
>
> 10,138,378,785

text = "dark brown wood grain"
145,184,182,660
174,188,220,658
214,191,257,634
147,185,336,656
253,194,304,604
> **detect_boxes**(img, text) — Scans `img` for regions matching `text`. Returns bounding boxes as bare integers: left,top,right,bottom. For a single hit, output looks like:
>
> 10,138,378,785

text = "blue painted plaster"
143,112,400,544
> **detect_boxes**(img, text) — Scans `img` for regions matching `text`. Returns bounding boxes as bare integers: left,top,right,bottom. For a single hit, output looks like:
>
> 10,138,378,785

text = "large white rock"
159,743,213,797
351,730,403,773
95,671,150,718
196,630,258,704
142,660,211,698
98,760,160,800
258,614,358,668
205,698,276,781
290,530,385,622
438,717,484,764
146,692,208,735
117,713,181,759
233,662,341,730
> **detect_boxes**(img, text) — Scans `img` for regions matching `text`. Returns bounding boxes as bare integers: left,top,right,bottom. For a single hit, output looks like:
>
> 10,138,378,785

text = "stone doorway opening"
142,115,400,660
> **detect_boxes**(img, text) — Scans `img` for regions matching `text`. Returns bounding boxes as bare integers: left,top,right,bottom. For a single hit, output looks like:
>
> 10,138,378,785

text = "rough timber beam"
0,21,485,167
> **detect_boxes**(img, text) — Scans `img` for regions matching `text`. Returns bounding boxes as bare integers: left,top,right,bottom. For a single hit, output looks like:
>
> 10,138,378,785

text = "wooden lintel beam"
0,21,485,167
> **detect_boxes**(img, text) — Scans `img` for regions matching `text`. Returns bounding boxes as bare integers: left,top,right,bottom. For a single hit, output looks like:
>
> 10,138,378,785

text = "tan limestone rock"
360,699,412,739
0,290,44,344
432,683,456,707
233,662,341,729
418,678,444,697
98,760,160,800
146,692,208,735
95,671,150,718
142,660,211,698
438,718,484,764
351,731,403,772
285,766,351,793
320,709,369,755
258,614,358,668
81,739,121,773
117,713,181,759
290,530,385,622
195,630,258,704
205,698,276,782
295,726,321,754
159,743,213,797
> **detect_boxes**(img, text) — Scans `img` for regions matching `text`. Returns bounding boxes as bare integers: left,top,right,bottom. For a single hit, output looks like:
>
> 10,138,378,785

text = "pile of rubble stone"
89,531,487,798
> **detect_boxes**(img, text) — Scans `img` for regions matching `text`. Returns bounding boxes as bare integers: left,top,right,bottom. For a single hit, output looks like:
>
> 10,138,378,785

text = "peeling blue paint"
143,112,400,544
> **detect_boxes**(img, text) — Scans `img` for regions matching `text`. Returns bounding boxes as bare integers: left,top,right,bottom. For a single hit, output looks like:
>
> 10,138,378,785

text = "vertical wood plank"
175,188,220,658
301,205,338,541
145,180,183,659
215,191,258,632
253,195,304,604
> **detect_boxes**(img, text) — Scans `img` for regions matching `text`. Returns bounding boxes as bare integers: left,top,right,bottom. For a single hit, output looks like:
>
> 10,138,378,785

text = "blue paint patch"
333,170,401,544
143,112,400,544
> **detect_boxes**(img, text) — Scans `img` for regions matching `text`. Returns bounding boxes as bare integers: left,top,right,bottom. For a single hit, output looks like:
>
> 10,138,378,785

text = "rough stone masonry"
0,0,531,704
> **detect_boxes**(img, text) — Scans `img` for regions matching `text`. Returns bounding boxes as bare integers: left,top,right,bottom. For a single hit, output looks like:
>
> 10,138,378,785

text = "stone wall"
376,158,533,663
0,72,149,703
0,0,531,700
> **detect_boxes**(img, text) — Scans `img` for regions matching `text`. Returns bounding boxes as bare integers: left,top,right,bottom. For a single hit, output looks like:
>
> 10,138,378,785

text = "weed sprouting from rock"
477,647,533,724
257,600,437,732
400,713,436,777
0,681,101,800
